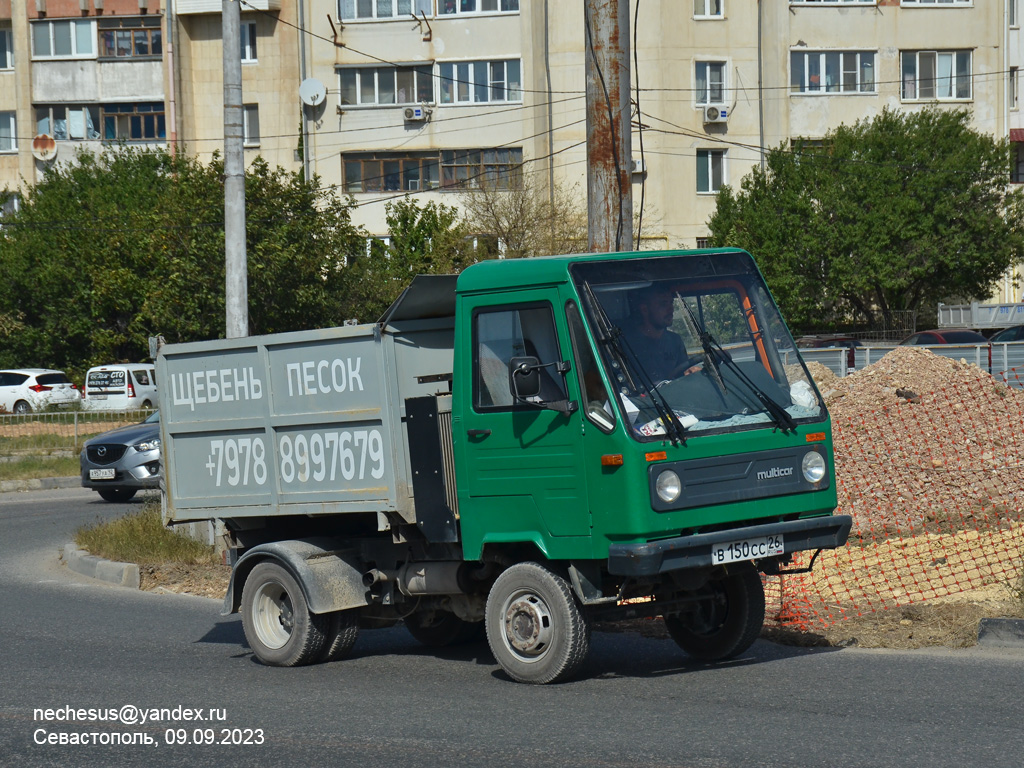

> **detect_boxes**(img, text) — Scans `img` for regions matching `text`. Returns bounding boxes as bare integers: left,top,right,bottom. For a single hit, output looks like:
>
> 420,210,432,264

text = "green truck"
157,248,851,684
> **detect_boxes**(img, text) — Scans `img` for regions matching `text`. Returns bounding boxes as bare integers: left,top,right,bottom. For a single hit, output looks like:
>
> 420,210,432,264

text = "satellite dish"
299,78,327,107
31,134,57,162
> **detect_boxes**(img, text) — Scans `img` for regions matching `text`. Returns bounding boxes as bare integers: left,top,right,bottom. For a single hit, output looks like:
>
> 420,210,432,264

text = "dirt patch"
140,563,231,600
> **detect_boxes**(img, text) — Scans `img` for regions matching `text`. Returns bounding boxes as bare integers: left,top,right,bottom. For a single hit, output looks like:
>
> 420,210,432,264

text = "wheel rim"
252,581,294,650
501,589,553,663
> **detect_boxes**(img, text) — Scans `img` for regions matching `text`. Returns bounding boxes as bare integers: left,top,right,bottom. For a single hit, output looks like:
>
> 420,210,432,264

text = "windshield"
571,252,824,440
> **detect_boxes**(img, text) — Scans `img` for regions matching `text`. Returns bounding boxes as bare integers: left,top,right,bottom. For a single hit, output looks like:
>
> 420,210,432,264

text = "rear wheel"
319,609,359,662
13,400,30,415
663,561,765,661
485,562,590,684
241,562,328,666
405,609,484,647
97,488,137,503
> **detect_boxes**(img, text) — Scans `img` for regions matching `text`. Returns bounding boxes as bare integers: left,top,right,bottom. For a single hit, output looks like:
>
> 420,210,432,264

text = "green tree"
0,148,364,376
340,196,475,322
709,108,1024,331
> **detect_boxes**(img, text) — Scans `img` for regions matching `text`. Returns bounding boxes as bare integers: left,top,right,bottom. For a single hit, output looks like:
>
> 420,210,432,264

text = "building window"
694,0,722,17
441,148,522,189
35,105,101,140
695,61,726,105
98,17,162,58
901,50,972,101
697,149,725,193
339,65,433,105
439,0,519,15
344,151,441,193
0,28,12,69
0,112,15,152
1013,68,1020,111
240,22,257,62
342,148,522,192
101,103,165,141
1013,144,1024,184
1012,0,1019,26
791,51,875,94
243,105,260,146
790,0,875,3
901,0,970,5
31,20,96,59
340,0,433,19
695,237,711,248
439,60,522,104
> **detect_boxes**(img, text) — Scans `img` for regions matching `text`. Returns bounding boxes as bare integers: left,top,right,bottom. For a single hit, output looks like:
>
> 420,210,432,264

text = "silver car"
80,411,161,502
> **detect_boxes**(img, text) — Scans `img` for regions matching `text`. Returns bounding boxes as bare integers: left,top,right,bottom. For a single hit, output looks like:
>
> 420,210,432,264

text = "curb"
0,476,80,494
61,541,141,589
976,618,1024,649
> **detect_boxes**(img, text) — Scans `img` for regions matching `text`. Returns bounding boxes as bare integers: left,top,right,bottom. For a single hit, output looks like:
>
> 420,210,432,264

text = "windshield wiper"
581,281,686,445
676,294,797,434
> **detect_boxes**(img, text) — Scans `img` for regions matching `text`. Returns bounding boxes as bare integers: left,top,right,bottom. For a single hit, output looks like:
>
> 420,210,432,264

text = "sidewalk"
0,476,80,493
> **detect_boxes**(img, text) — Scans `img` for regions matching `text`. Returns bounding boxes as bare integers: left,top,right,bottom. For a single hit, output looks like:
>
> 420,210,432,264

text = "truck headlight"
801,451,826,483
655,470,682,503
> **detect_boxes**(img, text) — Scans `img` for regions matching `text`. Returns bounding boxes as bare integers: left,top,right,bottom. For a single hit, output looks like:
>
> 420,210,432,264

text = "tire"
485,562,590,684
141,400,153,409
97,488,137,503
13,400,30,415
319,609,360,662
241,561,329,667
663,561,765,662
405,609,485,648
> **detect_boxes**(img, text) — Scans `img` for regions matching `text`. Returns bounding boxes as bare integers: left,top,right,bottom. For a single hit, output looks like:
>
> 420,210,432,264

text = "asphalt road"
2,488,1023,768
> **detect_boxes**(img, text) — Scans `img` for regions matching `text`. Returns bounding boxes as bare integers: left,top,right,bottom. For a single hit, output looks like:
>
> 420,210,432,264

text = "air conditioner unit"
404,106,428,122
703,105,728,124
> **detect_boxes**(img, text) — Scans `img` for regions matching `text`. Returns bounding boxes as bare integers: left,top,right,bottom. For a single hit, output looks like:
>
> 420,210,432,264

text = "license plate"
89,468,116,480
91,394,108,400
711,534,784,565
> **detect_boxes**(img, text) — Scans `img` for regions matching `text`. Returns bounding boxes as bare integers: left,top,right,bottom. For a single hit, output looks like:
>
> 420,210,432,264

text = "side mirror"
509,356,541,399
509,356,579,416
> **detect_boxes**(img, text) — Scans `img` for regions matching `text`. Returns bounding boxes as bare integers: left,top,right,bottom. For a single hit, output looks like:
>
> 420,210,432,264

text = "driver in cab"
623,286,696,383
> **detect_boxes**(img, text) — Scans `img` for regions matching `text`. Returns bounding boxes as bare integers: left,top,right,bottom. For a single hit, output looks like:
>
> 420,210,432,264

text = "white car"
83,364,158,411
0,369,81,414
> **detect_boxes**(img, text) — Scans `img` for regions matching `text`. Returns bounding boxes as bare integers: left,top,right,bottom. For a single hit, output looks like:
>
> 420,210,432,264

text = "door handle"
466,429,491,438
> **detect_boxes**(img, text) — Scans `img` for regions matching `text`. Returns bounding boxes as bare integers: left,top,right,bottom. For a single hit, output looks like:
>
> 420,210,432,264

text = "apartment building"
0,0,168,206
0,0,1015,261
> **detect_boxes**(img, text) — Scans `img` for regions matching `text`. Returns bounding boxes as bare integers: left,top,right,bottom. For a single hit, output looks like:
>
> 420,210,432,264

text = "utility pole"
223,0,248,338
584,0,632,253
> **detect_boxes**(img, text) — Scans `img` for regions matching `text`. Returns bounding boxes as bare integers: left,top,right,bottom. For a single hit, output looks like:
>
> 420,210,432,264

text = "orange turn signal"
601,454,624,466
805,432,826,443
645,451,668,462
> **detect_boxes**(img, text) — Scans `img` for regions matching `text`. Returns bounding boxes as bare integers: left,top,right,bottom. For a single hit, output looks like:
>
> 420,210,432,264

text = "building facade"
0,0,1017,275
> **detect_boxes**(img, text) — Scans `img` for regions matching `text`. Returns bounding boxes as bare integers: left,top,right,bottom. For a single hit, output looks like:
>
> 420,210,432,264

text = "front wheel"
663,561,765,661
485,562,590,684
241,562,329,666
97,488,137,503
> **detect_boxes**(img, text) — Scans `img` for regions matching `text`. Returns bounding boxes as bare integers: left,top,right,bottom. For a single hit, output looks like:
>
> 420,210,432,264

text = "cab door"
457,292,591,553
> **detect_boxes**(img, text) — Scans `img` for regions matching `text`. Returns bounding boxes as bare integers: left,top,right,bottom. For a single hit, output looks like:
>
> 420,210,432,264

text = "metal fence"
0,410,152,457
795,342,1024,389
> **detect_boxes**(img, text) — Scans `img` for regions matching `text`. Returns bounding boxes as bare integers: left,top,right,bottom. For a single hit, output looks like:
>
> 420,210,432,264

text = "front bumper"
80,449,161,490
607,515,853,576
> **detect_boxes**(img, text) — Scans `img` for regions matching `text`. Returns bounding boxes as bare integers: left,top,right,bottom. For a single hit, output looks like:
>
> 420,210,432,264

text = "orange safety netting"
765,350,1024,629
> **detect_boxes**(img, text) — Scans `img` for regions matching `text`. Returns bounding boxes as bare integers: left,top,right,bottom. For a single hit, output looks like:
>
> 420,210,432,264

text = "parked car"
80,411,161,502
988,325,1024,343
0,369,81,414
796,334,862,369
83,364,158,410
898,329,989,345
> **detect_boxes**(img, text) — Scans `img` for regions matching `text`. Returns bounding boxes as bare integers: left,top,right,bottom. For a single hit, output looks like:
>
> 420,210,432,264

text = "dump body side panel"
158,320,454,526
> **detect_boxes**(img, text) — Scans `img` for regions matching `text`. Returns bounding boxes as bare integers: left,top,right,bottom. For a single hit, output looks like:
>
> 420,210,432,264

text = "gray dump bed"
157,288,456,525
